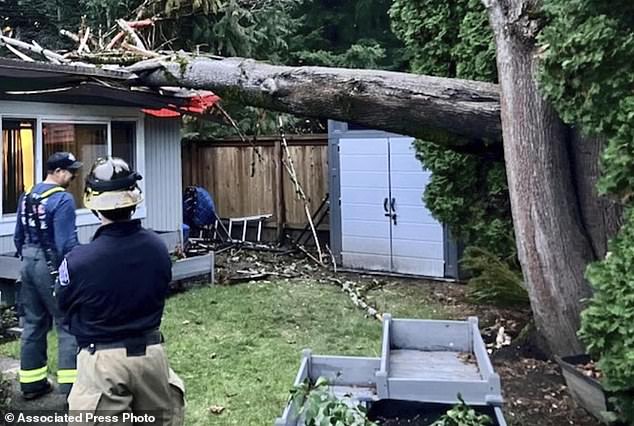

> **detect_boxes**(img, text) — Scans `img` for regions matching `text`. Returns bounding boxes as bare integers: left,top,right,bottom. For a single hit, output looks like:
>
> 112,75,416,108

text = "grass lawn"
0,279,448,425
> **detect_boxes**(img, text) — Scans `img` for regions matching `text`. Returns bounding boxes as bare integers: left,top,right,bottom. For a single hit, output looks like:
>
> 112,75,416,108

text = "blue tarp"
183,186,216,228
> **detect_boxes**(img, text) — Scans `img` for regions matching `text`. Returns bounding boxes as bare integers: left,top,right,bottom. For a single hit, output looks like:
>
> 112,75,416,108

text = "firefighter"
13,152,81,399
56,157,185,425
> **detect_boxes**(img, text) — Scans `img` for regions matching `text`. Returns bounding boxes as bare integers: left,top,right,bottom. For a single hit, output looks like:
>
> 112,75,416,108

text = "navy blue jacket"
14,182,79,261
57,220,172,346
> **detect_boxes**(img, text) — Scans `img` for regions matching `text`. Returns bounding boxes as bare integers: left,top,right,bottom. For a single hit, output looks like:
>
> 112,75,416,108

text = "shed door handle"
390,198,397,225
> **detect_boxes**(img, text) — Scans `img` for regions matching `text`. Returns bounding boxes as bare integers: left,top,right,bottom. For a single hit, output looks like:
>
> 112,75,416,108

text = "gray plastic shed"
328,121,460,279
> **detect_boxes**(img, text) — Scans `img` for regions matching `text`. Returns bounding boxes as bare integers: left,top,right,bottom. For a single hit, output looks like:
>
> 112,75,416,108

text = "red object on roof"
142,91,220,118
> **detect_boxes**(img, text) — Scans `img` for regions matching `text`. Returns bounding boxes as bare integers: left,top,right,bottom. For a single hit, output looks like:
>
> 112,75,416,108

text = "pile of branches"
0,15,180,67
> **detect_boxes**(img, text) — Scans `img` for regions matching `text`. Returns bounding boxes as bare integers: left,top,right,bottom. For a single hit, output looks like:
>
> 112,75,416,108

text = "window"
1,116,138,218
43,123,108,205
2,119,36,214
112,121,136,169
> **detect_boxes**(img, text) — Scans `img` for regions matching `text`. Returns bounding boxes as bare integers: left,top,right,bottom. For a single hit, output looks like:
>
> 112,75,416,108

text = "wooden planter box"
172,252,215,283
556,354,612,424
276,315,506,426
377,315,502,406
0,251,214,307
275,350,380,426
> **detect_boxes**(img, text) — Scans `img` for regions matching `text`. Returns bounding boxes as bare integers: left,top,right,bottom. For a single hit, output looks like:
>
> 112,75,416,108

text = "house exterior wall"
0,101,182,255
143,116,183,234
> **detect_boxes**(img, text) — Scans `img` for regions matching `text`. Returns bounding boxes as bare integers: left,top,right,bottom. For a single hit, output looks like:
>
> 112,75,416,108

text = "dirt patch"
369,400,502,426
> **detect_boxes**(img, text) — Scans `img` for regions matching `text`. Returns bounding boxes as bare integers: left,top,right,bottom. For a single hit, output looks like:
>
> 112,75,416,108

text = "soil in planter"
367,400,501,426
575,359,603,381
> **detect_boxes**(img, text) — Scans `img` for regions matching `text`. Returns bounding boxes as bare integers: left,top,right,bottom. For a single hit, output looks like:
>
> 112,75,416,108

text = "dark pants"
19,246,77,395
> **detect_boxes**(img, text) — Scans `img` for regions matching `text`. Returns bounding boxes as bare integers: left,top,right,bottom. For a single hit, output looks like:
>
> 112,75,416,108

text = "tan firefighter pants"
68,343,185,426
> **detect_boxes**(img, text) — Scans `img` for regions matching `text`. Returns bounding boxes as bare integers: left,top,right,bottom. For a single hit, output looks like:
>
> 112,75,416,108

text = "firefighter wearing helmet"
56,157,185,425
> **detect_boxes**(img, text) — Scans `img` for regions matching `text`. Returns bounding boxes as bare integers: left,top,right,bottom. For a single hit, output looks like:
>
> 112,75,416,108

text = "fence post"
274,139,286,241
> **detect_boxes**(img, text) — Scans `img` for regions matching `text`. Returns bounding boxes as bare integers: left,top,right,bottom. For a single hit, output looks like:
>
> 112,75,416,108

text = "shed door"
339,138,391,271
388,138,444,276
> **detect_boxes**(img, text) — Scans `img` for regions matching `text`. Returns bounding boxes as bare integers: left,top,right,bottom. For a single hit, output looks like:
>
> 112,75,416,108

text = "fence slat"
182,135,329,230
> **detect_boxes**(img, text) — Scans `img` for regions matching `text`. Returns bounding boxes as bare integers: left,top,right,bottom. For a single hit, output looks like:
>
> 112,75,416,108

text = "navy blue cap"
46,152,83,171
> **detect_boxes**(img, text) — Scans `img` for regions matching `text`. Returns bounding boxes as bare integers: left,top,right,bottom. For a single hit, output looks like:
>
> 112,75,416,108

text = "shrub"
578,208,634,423
431,395,492,426
290,377,377,426
461,247,529,307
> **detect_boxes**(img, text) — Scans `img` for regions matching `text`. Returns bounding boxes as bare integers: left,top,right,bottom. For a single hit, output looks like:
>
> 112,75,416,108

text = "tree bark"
130,56,503,155
569,131,623,258
483,0,595,355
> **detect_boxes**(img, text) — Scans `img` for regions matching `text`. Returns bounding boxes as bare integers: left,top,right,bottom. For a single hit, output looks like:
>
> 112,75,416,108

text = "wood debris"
208,405,225,415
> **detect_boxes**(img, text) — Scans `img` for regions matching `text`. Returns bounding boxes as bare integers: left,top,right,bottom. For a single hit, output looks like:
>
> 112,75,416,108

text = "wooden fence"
182,134,329,237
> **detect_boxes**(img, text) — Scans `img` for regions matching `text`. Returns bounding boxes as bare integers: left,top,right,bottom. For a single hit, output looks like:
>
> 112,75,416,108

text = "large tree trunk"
570,131,623,258
130,57,502,155
483,0,595,355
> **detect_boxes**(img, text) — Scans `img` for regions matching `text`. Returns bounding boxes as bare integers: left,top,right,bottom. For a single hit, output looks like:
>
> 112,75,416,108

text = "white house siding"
0,229,16,254
143,116,183,234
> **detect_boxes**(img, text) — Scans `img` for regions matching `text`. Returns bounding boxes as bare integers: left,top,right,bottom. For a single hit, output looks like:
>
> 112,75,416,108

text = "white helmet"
83,157,143,211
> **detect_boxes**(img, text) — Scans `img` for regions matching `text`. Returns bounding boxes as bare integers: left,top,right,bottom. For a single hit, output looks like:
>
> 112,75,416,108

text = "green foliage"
389,0,496,80
452,0,497,82
290,377,377,426
391,0,516,283
578,209,634,423
80,0,145,29
289,0,407,70
430,396,492,426
539,0,634,422
0,0,84,49
292,41,386,69
416,141,514,259
461,247,529,307
194,0,407,136
539,0,634,201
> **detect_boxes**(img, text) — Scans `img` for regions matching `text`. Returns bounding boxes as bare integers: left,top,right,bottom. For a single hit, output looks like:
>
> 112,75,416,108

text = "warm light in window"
19,127,34,193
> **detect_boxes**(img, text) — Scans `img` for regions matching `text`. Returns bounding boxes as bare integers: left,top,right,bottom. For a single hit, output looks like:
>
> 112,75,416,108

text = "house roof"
0,57,218,112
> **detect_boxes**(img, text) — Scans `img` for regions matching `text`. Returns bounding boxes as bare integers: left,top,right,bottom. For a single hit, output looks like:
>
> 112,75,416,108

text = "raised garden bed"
172,252,215,283
376,315,502,406
276,315,506,426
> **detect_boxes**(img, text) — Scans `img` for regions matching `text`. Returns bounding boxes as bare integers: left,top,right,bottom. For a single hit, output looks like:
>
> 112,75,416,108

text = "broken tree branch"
325,244,337,274
296,244,323,266
106,31,126,50
4,43,34,61
117,19,146,50
60,29,80,43
128,19,155,28
0,35,67,63
213,103,265,168
121,42,161,58
279,116,324,264
78,28,91,54
325,278,383,321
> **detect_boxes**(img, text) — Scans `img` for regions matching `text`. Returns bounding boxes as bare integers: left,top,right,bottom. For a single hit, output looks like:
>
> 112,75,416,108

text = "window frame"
0,102,146,236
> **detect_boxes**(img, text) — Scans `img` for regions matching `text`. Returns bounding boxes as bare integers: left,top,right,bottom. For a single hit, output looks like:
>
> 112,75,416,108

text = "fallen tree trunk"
130,56,503,154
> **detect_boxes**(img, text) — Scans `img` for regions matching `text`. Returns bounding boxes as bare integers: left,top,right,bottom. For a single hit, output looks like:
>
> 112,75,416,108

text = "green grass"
0,279,447,425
